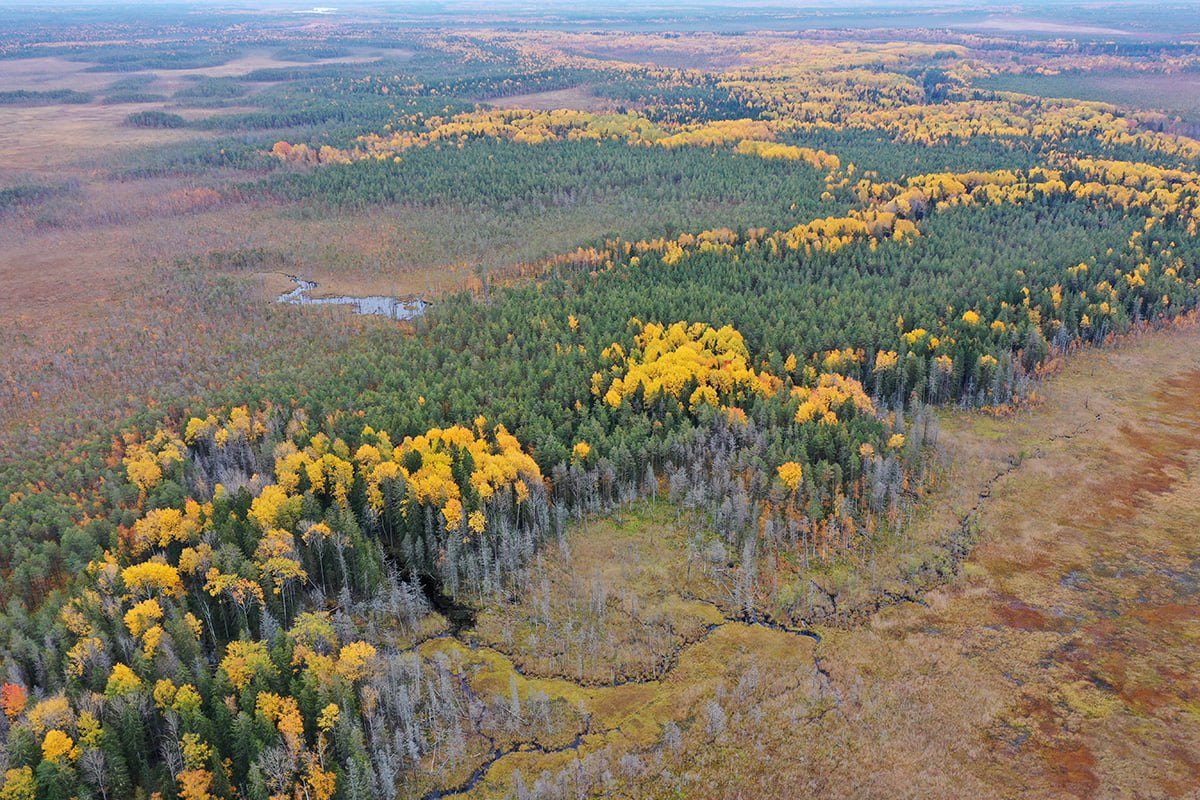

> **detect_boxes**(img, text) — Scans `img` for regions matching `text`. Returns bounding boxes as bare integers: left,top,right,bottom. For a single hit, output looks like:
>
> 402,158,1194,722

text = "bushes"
125,110,187,129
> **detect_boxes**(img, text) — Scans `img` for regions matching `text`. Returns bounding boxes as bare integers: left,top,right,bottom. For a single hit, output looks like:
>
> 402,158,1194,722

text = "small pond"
277,274,428,320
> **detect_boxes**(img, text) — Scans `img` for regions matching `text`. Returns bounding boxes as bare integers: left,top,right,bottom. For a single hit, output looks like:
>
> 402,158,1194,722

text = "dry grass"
0,102,206,174
486,86,620,113
472,503,727,685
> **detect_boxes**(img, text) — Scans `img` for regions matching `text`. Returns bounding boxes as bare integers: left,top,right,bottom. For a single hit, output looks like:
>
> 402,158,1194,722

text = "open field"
0,101,209,173
979,71,1200,127
486,86,622,113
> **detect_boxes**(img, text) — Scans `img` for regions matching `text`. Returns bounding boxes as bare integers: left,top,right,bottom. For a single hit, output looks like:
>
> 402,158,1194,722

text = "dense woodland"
2,8,1200,800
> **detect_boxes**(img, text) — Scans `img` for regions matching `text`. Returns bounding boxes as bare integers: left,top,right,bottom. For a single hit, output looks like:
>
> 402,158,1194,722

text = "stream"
277,274,428,320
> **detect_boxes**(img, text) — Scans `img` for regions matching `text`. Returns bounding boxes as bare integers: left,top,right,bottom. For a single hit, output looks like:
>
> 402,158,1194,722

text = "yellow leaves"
123,429,184,495
468,510,487,535
364,460,402,512
961,309,981,325
391,423,542,528
41,730,77,764
59,603,91,637
688,385,720,412
307,453,355,505
288,612,337,670
442,497,464,530
301,521,333,546
66,638,104,678
661,240,685,266
180,733,211,771
184,415,216,445
153,678,177,711
128,504,205,557
657,118,774,149
255,528,307,595
887,433,907,449
270,140,348,165
572,441,591,463
275,448,312,494
178,543,213,576
25,696,72,736
124,598,163,637
76,711,101,748
105,663,142,698
335,641,377,682
123,456,164,497
248,484,301,531
873,350,899,372
792,373,875,425
205,568,264,608
735,139,840,173
600,321,766,411
0,767,36,800
220,641,275,691
256,693,305,752
317,703,340,731
822,347,863,372
177,769,215,800
601,342,625,362
358,107,666,159
185,406,267,448
302,756,338,800
174,684,202,715
781,214,870,253
777,462,804,493
122,561,183,598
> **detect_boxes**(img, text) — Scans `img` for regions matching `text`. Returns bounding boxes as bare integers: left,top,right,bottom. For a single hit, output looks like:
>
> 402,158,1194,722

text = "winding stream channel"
277,274,428,320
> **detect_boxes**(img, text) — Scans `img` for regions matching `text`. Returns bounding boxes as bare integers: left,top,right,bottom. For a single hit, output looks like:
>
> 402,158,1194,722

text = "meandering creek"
277,274,428,320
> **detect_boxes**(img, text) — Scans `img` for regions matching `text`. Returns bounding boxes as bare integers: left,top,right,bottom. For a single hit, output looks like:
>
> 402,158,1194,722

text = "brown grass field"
486,86,621,113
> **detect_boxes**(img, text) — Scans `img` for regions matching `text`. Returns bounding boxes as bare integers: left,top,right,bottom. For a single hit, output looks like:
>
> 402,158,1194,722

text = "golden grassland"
404,319,1200,799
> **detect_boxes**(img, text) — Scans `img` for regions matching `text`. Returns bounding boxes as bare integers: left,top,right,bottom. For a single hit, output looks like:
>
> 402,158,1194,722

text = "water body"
277,274,428,320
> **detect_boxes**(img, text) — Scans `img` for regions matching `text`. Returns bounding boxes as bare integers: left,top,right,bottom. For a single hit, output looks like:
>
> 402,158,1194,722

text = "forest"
2,2,1200,799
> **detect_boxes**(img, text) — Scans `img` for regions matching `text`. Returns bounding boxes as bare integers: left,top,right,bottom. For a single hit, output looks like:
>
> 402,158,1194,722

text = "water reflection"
277,274,428,320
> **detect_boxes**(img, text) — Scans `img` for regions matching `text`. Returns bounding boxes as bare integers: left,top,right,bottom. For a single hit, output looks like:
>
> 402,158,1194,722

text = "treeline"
262,137,838,223
0,89,91,106
593,75,767,124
